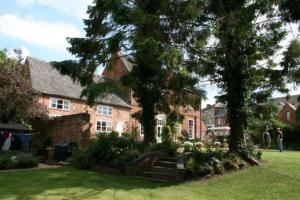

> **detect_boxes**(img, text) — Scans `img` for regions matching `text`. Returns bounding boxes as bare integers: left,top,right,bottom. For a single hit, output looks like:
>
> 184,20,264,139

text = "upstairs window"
97,105,113,116
50,98,70,111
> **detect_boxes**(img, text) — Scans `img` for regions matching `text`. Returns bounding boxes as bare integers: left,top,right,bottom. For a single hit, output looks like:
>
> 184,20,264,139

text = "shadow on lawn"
0,167,168,200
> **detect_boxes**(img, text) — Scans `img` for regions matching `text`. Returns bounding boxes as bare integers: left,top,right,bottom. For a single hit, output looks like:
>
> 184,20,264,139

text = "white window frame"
286,111,291,121
96,105,113,116
96,120,112,133
188,119,195,139
49,98,70,111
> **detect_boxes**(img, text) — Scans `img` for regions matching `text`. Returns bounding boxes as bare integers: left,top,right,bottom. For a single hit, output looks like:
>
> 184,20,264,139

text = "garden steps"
137,157,180,183
154,160,177,168
133,176,172,184
149,166,177,175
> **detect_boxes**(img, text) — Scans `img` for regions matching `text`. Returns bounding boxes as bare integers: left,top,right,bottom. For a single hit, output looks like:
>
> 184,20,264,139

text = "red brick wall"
32,113,91,148
278,104,296,125
38,95,131,137
102,52,129,81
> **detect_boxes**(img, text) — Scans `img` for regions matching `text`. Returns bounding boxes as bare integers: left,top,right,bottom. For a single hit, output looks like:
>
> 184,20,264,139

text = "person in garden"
277,128,283,152
262,127,271,149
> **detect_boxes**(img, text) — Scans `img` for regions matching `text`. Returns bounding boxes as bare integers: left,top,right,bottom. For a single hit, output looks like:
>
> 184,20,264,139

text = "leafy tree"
194,0,290,151
53,0,207,145
247,102,283,143
0,49,47,123
279,0,300,23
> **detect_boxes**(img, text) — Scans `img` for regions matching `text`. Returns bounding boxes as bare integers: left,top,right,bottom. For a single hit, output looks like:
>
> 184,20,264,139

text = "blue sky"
0,0,92,61
0,0,299,107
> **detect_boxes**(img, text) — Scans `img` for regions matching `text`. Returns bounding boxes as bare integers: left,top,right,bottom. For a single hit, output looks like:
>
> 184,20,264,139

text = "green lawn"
1,151,300,200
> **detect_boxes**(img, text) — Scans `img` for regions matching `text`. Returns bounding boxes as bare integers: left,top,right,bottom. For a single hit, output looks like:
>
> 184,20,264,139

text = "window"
97,105,113,116
96,121,112,133
286,111,291,121
140,125,144,135
188,119,194,139
50,98,70,111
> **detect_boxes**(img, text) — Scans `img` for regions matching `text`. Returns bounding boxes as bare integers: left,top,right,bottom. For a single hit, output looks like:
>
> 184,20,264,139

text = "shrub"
186,157,201,178
183,141,193,152
71,148,92,169
71,132,143,169
222,158,239,171
0,153,14,170
16,153,38,168
162,126,173,145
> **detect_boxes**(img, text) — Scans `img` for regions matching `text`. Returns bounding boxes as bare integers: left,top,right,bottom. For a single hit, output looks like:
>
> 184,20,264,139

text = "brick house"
26,54,203,141
26,57,131,138
278,103,297,125
102,52,202,141
273,95,299,125
201,103,230,137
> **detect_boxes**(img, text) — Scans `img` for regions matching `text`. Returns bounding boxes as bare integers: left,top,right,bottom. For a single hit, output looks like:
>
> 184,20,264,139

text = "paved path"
0,163,61,173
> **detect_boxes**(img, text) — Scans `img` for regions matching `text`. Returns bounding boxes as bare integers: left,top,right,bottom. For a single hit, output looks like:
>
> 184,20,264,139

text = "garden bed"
0,152,38,170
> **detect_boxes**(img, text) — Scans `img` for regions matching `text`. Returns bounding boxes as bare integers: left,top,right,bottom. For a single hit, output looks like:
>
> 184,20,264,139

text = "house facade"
26,57,131,138
201,103,230,137
26,54,203,142
102,52,203,141
278,103,297,125
273,95,299,125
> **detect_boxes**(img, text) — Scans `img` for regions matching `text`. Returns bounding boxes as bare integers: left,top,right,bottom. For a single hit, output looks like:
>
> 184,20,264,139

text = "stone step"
149,166,177,175
159,157,179,163
154,161,177,168
133,176,172,184
143,171,176,182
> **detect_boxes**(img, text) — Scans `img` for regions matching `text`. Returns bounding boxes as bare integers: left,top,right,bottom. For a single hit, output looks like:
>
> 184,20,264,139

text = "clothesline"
0,131,32,152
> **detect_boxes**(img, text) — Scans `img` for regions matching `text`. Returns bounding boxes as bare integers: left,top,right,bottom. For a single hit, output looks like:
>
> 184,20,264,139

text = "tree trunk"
141,101,156,145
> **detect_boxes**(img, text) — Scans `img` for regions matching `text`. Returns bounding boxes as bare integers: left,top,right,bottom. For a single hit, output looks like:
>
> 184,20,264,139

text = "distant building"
273,95,299,125
201,103,230,137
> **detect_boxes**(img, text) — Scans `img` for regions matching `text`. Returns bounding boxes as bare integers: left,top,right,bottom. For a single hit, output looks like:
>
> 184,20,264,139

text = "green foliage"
161,126,173,145
71,132,143,169
0,153,14,170
15,153,38,168
0,152,38,170
0,49,47,123
52,1,207,146
279,0,300,22
281,124,300,150
195,1,293,151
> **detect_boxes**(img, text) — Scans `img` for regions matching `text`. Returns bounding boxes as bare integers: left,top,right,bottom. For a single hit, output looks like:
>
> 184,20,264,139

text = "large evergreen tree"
194,0,290,151
53,0,207,145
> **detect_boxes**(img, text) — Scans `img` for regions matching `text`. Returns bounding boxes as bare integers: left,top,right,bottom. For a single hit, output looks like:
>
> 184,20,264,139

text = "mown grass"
0,151,299,200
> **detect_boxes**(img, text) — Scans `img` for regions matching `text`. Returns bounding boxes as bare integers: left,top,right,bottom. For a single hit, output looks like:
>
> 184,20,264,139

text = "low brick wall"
32,113,91,148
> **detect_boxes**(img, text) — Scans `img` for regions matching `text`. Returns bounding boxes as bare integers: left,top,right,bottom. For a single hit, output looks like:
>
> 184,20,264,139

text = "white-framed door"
156,115,166,142
116,122,124,137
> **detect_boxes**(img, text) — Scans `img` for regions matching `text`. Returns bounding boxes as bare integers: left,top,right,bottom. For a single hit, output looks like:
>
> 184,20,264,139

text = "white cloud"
15,0,93,20
0,14,81,52
7,46,31,62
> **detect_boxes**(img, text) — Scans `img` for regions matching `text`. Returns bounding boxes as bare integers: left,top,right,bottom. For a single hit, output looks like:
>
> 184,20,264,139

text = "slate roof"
272,95,299,107
0,123,30,131
27,57,131,108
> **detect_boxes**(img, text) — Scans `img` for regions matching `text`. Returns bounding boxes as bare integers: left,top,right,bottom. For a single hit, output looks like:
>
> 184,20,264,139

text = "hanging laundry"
2,133,12,151
10,133,22,151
